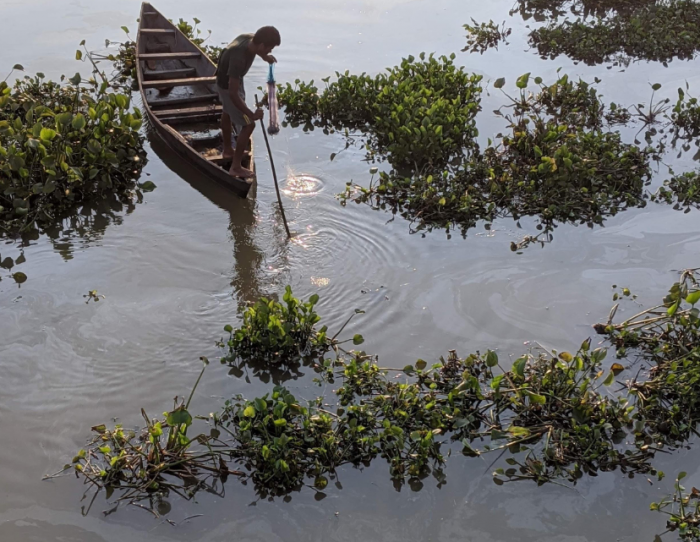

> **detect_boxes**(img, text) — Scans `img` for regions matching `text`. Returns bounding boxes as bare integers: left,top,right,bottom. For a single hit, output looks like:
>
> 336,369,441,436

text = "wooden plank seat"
205,154,234,164
185,133,223,147
138,52,201,61
153,105,223,118
158,112,223,125
147,93,219,108
143,67,196,80
142,76,216,89
140,28,176,35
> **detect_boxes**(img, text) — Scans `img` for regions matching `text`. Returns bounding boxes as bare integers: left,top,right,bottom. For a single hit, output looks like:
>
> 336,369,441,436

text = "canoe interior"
137,3,253,193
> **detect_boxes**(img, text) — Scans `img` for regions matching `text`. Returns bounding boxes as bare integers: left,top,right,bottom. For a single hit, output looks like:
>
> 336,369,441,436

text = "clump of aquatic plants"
652,472,700,541
278,53,483,170
652,170,700,211
528,0,700,66
671,86,700,140
599,269,700,450
64,271,700,521
82,28,138,91
50,361,243,513
340,74,651,239
219,286,357,366
511,0,654,20
0,69,146,234
462,19,512,54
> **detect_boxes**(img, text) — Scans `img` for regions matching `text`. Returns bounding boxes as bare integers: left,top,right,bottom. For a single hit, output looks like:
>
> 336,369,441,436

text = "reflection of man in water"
215,27,281,179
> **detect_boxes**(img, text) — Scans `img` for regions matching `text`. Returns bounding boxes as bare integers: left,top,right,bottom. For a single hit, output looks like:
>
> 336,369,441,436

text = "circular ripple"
281,174,325,198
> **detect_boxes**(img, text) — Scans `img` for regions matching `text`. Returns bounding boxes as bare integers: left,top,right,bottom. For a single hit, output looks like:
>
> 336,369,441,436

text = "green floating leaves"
166,406,192,427
139,180,156,192
516,72,531,89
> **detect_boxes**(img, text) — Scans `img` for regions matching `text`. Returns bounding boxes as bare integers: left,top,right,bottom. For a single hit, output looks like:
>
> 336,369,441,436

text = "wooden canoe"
136,2,254,197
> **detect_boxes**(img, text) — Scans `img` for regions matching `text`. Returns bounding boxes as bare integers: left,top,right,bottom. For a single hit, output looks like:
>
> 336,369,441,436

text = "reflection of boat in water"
147,130,264,304
149,131,305,385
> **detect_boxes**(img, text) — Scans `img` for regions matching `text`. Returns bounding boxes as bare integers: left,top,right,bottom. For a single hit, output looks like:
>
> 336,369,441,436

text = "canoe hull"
136,2,254,197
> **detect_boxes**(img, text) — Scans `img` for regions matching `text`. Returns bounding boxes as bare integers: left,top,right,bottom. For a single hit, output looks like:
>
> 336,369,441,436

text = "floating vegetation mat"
279,62,700,246
0,69,147,236
526,0,700,67
278,53,483,171
58,271,700,534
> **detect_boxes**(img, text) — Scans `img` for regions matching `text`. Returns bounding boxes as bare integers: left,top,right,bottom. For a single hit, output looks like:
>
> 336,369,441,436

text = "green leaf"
493,77,505,89
86,139,102,154
516,72,530,89
115,94,128,109
352,334,364,345
12,272,27,284
243,405,256,418
40,128,57,141
528,392,546,405
679,471,688,481
224,324,233,333
603,371,615,386
559,352,573,362
512,356,527,377
13,64,24,71
121,26,130,34
139,180,156,192
686,291,700,305
486,350,498,367
75,50,83,61
403,365,415,375
668,300,679,317
166,407,192,427
508,425,531,438
415,359,427,370
69,72,81,86
309,293,319,305
72,113,86,130
652,83,662,91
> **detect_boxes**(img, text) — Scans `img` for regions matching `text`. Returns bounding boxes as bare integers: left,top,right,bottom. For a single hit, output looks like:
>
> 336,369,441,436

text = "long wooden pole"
255,93,290,238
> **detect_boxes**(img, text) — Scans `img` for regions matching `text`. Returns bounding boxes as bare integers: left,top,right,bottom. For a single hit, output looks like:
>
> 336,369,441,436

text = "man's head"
252,26,281,56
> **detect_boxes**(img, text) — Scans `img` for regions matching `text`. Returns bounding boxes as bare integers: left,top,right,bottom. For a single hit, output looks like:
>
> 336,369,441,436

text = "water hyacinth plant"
278,53,483,170
340,73,651,241
220,286,327,364
462,19,512,54
527,0,700,66
220,286,364,367
63,270,700,534
0,70,146,234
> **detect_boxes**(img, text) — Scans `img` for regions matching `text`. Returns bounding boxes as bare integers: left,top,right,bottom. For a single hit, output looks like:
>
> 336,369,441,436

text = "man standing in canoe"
216,26,281,179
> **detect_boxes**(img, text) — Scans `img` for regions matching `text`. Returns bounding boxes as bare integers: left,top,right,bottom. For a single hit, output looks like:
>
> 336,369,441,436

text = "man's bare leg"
221,112,235,160
229,123,255,178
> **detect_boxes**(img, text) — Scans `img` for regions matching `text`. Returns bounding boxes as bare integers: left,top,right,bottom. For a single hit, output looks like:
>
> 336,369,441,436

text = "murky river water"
2,0,700,540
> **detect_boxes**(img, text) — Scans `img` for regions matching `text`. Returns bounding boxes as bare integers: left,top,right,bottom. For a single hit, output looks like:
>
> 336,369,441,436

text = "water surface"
2,0,700,540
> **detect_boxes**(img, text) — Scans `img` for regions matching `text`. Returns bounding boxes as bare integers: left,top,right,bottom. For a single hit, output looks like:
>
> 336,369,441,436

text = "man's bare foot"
229,165,255,179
